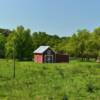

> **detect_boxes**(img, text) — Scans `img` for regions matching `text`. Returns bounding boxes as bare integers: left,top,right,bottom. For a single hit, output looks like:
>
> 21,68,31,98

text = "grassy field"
0,59,100,100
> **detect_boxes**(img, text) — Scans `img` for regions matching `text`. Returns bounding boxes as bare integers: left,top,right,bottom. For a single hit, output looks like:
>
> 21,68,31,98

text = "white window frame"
44,55,53,63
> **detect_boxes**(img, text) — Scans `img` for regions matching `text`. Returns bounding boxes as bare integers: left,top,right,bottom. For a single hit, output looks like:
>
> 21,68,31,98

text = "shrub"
62,94,68,100
87,83,95,93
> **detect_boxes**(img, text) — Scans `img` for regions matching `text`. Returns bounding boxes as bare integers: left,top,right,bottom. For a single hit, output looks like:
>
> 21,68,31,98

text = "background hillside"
0,28,11,36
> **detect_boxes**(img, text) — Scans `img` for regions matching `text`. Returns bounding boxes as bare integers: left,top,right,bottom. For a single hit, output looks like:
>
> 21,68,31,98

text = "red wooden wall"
34,54,43,63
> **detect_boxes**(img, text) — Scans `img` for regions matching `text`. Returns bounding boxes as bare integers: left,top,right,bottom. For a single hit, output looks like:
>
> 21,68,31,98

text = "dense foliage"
0,34,6,58
0,26,100,61
5,26,33,60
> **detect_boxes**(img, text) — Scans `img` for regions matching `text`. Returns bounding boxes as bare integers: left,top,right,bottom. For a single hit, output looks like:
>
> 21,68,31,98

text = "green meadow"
0,59,100,100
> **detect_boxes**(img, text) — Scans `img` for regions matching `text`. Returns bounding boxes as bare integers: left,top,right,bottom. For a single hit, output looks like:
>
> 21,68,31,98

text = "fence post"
13,41,16,78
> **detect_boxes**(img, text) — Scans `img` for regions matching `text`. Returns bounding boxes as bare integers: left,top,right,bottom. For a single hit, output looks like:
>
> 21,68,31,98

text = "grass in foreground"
0,59,100,100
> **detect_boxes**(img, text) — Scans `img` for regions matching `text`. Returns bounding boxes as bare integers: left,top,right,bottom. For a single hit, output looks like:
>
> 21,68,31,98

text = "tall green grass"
0,59,100,100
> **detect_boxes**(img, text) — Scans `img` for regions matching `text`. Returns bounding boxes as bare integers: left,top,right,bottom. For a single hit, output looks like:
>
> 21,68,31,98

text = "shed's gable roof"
34,46,50,54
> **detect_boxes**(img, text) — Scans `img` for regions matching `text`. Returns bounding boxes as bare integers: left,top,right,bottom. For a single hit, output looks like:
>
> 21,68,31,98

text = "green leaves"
5,26,32,60
58,28,100,61
0,25,100,61
0,34,6,58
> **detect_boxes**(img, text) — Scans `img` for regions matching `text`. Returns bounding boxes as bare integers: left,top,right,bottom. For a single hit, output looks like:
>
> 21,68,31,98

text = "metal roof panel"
33,46,50,54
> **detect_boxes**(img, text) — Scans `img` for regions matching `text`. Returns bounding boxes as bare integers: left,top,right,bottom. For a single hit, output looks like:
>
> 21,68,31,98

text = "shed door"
44,55,53,63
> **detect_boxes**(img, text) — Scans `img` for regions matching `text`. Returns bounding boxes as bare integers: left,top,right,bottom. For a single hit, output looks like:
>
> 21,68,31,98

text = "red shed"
33,46,69,63
33,46,56,63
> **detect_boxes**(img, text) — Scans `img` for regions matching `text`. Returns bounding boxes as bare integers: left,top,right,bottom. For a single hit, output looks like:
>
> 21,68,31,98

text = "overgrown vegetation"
0,59,100,100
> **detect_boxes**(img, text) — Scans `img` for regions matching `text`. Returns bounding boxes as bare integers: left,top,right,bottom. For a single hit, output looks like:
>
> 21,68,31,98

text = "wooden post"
13,41,16,78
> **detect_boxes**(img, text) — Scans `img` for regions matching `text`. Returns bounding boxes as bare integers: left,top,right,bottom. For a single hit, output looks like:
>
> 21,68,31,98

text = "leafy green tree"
55,37,70,54
76,29,90,60
32,32,49,50
93,27,100,59
65,34,78,56
47,35,60,48
5,26,33,60
32,32,61,50
61,29,91,60
0,34,6,58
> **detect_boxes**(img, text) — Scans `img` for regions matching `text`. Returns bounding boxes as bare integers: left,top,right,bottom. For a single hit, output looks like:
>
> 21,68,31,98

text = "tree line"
0,26,100,61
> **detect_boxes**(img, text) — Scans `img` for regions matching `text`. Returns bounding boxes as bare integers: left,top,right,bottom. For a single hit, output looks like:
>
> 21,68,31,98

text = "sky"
0,0,100,36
